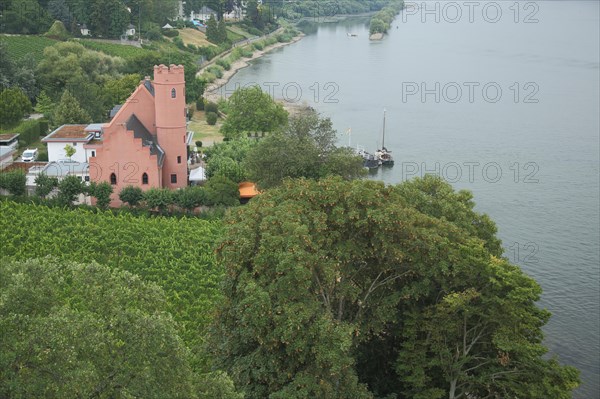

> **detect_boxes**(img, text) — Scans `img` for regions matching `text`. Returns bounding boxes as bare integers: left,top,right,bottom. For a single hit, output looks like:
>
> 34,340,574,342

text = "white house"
42,124,103,163
125,23,136,37
80,24,90,36
197,6,217,22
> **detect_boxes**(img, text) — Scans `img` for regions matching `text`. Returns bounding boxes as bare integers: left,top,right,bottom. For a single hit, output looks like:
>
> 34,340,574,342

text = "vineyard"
0,200,224,369
0,35,58,63
78,39,153,60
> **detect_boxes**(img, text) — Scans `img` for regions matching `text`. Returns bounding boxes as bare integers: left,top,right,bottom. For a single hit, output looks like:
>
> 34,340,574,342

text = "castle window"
171,174,177,184
142,173,148,185
177,156,181,164
110,173,117,185
171,88,176,98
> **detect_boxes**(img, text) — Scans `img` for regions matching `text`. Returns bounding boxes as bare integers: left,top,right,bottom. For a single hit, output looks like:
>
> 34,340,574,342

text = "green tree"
220,86,288,139
173,186,208,212
45,20,71,40
89,0,130,38
57,175,84,206
218,19,228,43
52,90,92,126
119,185,145,207
0,0,53,34
0,257,196,398
211,176,579,399
102,74,142,110
64,144,76,160
206,15,220,43
48,0,74,29
205,175,239,206
243,110,365,188
0,88,32,126
143,187,174,213
34,90,56,119
369,18,386,34
88,181,113,209
34,173,59,198
0,170,27,196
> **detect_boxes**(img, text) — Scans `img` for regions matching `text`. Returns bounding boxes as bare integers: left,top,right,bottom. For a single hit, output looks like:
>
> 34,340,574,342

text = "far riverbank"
201,33,305,106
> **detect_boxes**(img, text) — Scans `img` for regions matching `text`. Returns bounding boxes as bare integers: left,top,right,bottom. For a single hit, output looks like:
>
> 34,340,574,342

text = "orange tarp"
239,182,260,199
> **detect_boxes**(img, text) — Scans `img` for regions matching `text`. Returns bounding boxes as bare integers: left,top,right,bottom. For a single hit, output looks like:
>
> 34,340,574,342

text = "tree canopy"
0,257,196,398
210,175,579,399
242,109,365,189
220,86,288,138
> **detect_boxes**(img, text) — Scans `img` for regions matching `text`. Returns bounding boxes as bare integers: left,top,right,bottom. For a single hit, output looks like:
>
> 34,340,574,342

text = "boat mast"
382,108,386,149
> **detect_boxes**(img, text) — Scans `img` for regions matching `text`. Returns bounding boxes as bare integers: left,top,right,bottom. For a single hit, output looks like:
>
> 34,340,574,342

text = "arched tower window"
142,173,148,185
171,88,176,98
110,173,117,185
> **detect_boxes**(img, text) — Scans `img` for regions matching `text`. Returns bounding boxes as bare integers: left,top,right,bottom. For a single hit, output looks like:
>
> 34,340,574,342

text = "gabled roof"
144,80,155,96
125,114,165,166
199,6,216,14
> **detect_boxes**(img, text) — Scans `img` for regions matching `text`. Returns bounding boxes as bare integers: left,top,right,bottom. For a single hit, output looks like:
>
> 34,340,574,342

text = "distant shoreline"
202,33,305,105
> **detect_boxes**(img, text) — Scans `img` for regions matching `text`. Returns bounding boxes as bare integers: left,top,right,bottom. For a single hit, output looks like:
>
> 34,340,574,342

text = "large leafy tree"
0,0,53,34
211,176,579,398
0,257,196,398
220,86,288,138
243,110,365,188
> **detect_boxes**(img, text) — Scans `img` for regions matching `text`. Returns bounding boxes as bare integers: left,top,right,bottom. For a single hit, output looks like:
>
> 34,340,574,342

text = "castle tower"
153,64,188,189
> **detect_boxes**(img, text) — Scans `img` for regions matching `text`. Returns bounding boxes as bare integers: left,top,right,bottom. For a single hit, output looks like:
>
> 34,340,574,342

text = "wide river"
221,1,600,396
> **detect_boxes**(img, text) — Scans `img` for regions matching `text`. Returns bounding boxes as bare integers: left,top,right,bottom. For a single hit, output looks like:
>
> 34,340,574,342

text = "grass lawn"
178,28,215,48
226,25,255,40
226,28,245,43
188,110,224,146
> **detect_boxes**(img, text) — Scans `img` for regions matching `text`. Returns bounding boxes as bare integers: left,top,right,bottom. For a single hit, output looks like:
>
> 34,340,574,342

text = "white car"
22,148,38,162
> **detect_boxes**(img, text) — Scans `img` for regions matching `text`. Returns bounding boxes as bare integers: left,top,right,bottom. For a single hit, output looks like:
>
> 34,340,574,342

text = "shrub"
162,29,180,38
206,112,218,125
37,148,48,162
34,173,58,198
119,185,144,207
188,107,195,119
173,36,185,50
195,141,203,148
207,65,223,79
196,97,205,111
205,101,219,114
252,41,264,51
205,175,239,206
57,175,84,206
88,181,113,209
0,170,27,196
216,58,231,71
45,20,70,40
174,186,208,211
143,188,174,213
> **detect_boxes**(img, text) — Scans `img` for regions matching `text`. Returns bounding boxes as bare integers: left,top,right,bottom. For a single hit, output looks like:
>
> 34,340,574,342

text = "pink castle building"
86,64,192,206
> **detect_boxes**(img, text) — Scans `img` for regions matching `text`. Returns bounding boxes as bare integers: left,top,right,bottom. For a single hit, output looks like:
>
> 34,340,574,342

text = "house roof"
0,133,19,143
199,6,216,14
143,79,154,96
125,114,165,166
42,160,89,177
128,24,136,29
85,123,105,132
162,23,174,29
109,105,122,119
43,125,94,142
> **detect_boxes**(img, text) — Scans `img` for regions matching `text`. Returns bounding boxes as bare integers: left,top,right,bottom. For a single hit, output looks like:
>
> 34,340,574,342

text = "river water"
220,1,600,396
